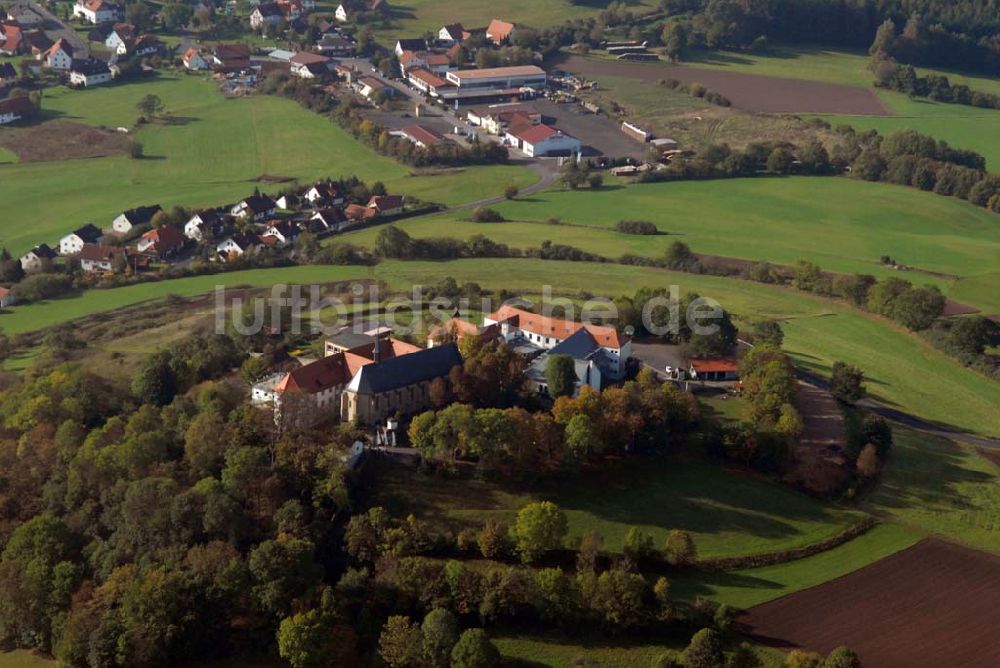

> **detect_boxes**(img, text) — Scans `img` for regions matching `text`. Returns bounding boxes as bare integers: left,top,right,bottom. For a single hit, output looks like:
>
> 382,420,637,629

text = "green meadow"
368,457,867,560
5,259,999,435
344,177,1000,313
0,74,534,255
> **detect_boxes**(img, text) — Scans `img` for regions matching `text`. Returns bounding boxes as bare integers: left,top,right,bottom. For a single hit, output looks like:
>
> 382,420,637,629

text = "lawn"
5,257,999,436
368,457,868,560
865,428,1000,552
0,73,534,255
671,522,920,609
346,177,1000,313
0,651,55,668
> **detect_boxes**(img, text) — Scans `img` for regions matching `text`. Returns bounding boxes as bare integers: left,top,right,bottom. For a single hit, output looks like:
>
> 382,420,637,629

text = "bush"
615,220,659,235
470,207,505,223
13,272,73,302
830,361,865,404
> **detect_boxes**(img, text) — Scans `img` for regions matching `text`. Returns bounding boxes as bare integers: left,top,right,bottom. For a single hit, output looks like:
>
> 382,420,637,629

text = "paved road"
28,1,87,56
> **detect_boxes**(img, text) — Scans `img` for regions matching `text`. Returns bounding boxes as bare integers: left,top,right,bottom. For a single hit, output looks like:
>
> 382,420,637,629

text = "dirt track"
743,539,1000,667
558,55,891,115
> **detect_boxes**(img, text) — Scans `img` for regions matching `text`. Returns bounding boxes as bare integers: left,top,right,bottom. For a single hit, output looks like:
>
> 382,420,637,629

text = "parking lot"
528,99,647,160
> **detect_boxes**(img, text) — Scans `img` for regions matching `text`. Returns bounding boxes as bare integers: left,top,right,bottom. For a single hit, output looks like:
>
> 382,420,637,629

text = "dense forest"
665,0,1000,73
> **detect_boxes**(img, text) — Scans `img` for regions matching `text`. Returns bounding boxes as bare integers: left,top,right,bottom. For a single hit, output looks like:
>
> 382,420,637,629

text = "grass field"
866,429,1000,552
369,457,868,560
671,522,920,609
678,45,1000,169
0,74,534,256
6,257,999,436
0,651,55,668
344,177,1000,313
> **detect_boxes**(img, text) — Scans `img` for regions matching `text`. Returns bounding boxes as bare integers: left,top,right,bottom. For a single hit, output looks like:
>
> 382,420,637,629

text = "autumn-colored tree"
856,443,880,478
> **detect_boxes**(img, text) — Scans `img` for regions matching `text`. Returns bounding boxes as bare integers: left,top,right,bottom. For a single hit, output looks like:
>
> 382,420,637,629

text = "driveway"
28,1,87,56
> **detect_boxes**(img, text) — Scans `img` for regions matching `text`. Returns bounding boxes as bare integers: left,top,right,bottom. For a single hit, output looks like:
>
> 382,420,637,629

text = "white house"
305,181,344,206
438,23,467,45
117,34,160,57
59,224,103,255
69,59,113,86
78,244,126,273
261,220,299,246
20,244,58,272
73,0,123,24
136,225,186,258
289,51,331,78
111,205,161,234
230,193,276,221
506,124,580,157
182,48,207,70
217,234,260,261
249,2,284,29
309,207,347,232
44,39,74,70
104,23,134,51
367,195,403,216
336,0,385,23
184,211,228,241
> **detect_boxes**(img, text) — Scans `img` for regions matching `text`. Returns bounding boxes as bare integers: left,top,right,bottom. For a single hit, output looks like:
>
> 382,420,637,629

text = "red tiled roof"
486,18,514,43
429,318,501,343
345,203,375,221
401,124,444,147
141,225,185,250
488,305,628,348
407,67,446,87
347,337,421,361
511,124,563,145
689,358,739,374
79,244,125,262
368,195,403,211
290,51,329,65
423,53,450,67
276,352,366,393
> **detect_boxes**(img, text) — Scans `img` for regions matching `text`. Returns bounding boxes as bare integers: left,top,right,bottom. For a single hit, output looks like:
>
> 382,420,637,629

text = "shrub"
615,220,659,235
470,207,505,223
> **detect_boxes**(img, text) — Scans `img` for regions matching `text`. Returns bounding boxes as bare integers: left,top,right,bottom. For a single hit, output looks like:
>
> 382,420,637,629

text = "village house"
688,358,740,382
309,207,347,232
335,0,385,23
289,51,331,79
44,38,74,70
216,233,261,261
19,244,57,272
0,286,15,308
250,2,283,29
344,203,376,223
486,18,515,45
111,204,162,235
368,195,403,216
78,244,127,273
506,124,580,157
398,50,451,76
394,38,427,57
231,193,277,221
182,47,208,70
73,0,123,24
103,22,134,51
341,342,463,425
261,220,300,246
406,67,448,95
136,225,186,258
305,180,344,206
184,211,229,241
399,124,446,149
22,30,51,57
315,32,354,57
212,43,250,71
69,58,113,87
60,224,103,255
354,75,393,101
0,21,24,56
117,34,162,58
437,23,468,45
0,95,35,125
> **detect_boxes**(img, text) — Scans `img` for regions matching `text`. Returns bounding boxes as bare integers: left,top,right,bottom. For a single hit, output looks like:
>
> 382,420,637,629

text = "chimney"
373,333,381,363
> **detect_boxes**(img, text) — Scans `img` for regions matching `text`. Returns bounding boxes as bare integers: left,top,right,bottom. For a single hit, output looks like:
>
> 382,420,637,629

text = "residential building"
117,34,161,57
216,233,261,261
136,225,186,258
344,203,375,222
45,38,74,70
335,0,385,23
78,244,126,273
184,211,229,241
0,21,24,56
69,58,113,86
398,50,451,76
438,23,468,45
0,95,34,125
261,220,300,246
340,342,463,425
305,180,344,206
506,124,580,157
484,305,630,379
59,224,103,255
212,43,250,71
250,2,283,29
182,47,208,70
467,103,541,135
486,18,515,45
22,29,52,57
19,244,57,272
309,207,347,232
103,22,134,50
315,32,354,57
0,286,14,308
231,193,277,221
73,0,123,24
400,124,445,149
355,75,393,100
111,204,162,234
406,67,448,95
289,51,331,78
394,38,427,56
368,195,403,216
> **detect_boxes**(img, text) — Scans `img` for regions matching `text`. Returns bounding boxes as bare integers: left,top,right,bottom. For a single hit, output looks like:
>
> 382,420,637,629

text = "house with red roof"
486,18,515,45
44,38,74,70
400,124,446,149
505,123,581,157
368,195,403,216
137,225,186,258
688,358,740,382
344,203,376,222
183,47,208,70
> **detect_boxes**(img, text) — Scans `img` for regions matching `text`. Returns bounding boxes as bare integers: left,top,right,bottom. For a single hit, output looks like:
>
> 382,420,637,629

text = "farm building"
688,358,740,382
621,121,651,143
